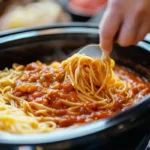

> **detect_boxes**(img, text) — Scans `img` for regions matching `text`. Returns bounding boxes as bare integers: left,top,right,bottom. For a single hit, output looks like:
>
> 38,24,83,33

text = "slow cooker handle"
137,39,150,52
144,34,150,44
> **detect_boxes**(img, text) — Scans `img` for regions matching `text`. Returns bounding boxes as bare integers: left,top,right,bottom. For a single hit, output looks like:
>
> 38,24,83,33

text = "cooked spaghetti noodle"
0,54,149,134
62,54,129,109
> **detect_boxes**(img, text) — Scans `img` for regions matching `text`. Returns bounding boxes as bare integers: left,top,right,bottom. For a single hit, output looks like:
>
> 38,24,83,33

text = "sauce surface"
13,62,150,127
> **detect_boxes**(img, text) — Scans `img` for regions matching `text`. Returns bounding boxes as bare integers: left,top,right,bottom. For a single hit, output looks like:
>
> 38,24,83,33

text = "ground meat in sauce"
12,62,150,127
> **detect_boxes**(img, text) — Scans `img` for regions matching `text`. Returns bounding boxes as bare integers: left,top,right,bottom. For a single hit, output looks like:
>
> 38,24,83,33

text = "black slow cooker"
0,23,150,150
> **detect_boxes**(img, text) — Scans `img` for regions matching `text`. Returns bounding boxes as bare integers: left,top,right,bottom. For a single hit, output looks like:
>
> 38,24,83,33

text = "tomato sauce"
13,62,150,127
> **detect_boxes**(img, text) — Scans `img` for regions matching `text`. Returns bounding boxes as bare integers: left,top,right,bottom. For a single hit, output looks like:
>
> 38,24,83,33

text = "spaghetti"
0,54,149,134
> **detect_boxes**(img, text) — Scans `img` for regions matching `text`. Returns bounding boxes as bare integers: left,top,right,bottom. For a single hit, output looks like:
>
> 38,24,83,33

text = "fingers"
99,8,122,55
117,21,140,46
116,1,149,47
117,17,150,46
99,0,150,53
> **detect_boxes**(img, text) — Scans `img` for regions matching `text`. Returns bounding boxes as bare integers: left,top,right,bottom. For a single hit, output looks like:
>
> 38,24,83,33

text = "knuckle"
100,28,114,40
124,23,137,32
101,32,114,40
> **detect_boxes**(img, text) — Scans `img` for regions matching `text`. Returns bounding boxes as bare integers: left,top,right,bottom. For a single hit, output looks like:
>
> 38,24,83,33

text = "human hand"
99,0,150,55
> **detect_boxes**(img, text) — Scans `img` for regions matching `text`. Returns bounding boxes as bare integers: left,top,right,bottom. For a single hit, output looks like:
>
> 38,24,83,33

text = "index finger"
99,7,122,55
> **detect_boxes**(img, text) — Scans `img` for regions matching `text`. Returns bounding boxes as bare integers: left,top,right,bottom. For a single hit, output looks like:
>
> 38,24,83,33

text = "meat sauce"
13,62,150,127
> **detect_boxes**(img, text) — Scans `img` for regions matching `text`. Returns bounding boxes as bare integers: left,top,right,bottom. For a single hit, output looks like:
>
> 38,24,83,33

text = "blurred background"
0,0,107,31
0,1,150,150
